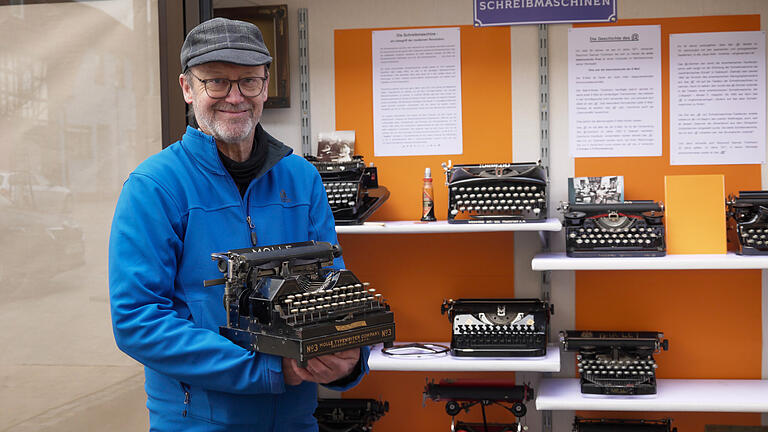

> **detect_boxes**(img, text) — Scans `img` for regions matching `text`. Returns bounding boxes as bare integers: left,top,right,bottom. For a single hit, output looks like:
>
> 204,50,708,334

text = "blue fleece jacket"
109,126,369,430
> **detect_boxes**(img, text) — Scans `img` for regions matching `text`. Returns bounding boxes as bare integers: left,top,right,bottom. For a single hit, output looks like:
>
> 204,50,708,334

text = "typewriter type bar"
562,201,666,258
574,417,676,432
441,298,553,357
424,379,533,420
443,161,548,224
561,330,668,396
205,241,395,367
727,190,768,255
307,155,390,225
314,398,388,432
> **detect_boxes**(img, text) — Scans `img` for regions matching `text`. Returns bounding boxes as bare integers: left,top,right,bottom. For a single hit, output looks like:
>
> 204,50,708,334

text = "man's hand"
282,348,360,386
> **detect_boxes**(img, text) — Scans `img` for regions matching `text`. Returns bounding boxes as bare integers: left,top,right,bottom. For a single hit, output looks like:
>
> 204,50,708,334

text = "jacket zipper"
180,382,191,417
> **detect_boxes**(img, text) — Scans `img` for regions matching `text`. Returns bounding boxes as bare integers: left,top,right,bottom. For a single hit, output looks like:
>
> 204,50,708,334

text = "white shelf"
535,378,768,412
366,342,561,372
336,218,562,234
531,251,768,271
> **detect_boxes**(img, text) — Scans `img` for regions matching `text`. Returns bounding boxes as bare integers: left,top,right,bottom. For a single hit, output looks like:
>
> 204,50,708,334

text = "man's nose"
224,82,246,103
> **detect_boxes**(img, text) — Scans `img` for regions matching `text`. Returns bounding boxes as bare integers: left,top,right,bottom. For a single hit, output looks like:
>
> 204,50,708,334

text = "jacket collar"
180,125,293,176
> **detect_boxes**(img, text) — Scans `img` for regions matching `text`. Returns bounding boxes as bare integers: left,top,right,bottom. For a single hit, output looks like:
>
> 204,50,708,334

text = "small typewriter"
560,330,668,395
314,398,388,432
562,201,666,257
727,191,768,255
424,379,534,429
204,241,395,366
441,298,553,357
443,161,547,224
306,155,389,225
574,418,676,432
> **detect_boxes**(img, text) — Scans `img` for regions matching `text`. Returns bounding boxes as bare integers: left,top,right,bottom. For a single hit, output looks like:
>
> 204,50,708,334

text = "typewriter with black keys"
314,398,388,432
424,379,534,431
441,298,553,357
560,330,668,395
727,191,768,255
442,161,547,224
574,418,676,432
204,241,395,366
562,201,666,257
306,155,389,225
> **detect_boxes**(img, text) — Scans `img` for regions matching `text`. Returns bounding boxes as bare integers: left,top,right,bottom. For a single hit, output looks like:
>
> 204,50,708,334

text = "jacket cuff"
265,354,286,394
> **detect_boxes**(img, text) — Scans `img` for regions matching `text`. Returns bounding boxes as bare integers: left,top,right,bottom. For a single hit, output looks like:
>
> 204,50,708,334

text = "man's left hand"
284,348,360,385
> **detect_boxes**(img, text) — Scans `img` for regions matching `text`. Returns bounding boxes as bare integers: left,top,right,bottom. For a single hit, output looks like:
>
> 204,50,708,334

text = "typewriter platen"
560,330,668,395
441,298,553,357
727,190,768,255
443,161,547,224
314,398,388,432
562,201,666,257
307,155,390,225
204,241,395,366
574,418,676,432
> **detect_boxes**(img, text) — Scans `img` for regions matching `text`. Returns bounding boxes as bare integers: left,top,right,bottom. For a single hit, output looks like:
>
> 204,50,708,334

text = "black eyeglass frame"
188,71,269,99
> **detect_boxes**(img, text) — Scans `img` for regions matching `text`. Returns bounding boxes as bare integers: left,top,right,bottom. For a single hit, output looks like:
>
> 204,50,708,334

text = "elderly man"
109,18,367,431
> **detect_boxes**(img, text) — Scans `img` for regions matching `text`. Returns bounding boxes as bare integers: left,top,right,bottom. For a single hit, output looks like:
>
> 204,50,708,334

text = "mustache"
213,102,253,112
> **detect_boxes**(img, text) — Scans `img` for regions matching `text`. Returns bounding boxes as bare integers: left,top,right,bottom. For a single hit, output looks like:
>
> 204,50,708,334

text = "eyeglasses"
188,71,268,99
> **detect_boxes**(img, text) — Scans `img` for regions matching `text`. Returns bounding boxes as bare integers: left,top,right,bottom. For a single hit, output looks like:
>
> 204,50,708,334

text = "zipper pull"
182,387,190,417
246,216,257,246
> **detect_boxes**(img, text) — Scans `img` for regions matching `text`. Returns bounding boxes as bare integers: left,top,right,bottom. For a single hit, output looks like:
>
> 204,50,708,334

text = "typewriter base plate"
221,318,395,367
334,187,390,225
453,422,519,432
737,245,768,255
567,250,666,258
581,381,657,396
451,347,547,357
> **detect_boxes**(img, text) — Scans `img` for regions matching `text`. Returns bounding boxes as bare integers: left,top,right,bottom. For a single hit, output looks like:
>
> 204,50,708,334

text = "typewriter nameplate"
335,320,367,331
305,325,395,355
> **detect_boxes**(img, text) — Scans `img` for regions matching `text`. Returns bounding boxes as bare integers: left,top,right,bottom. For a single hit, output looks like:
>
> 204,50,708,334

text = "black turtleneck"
218,128,269,197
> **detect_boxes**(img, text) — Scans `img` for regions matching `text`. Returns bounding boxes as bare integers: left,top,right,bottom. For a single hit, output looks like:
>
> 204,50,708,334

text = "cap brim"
186,48,273,70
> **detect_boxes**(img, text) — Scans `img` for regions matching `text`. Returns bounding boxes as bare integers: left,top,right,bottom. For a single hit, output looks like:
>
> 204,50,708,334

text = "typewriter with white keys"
727,190,768,255
443,161,547,224
562,201,666,257
424,379,534,431
560,330,668,395
306,155,389,225
314,398,388,432
441,298,553,357
574,418,676,432
204,241,395,366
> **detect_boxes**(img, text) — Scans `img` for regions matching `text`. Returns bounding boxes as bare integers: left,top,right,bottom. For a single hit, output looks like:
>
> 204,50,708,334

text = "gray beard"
194,103,256,144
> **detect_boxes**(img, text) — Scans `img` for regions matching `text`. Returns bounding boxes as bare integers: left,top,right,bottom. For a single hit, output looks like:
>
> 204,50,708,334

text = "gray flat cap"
181,17,273,71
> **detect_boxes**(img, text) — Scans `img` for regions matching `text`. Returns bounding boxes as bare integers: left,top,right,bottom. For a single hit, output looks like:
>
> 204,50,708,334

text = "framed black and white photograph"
568,175,624,204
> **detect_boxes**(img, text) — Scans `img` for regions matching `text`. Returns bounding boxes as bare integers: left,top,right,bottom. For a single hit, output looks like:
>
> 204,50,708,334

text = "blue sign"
474,0,617,27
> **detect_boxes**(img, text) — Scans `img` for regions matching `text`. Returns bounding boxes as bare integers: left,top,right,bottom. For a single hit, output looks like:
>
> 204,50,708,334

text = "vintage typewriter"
306,155,389,225
424,379,533,431
560,330,668,395
204,241,395,366
727,191,768,255
574,418,676,432
442,161,547,224
314,398,388,432
440,298,553,357
562,201,666,257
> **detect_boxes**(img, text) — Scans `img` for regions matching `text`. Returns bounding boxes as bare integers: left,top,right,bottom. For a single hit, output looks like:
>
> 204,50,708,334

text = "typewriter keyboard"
448,183,546,220
323,181,361,209
453,323,544,347
568,226,662,248
738,225,768,250
278,282,383,324
577,353,657,391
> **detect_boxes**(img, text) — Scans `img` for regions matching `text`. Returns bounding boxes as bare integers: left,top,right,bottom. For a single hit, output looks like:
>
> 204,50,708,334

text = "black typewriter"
204,241,395,366
306,155,389,225
560,330,668,395
442,161,547,224
424,379,533,431
727,190,768,255
441,298,553,357
574,418,676,432
314,398,388,432
562,201,666,257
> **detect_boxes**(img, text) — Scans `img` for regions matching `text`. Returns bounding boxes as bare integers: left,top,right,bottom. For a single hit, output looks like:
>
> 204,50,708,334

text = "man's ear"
179,73,194,104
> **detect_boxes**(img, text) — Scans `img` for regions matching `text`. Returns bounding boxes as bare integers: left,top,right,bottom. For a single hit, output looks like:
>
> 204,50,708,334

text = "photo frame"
214,5,290,108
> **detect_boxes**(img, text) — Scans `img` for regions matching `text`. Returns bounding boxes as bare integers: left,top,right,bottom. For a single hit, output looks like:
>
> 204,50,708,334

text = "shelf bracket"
541,409,552,432
298,8,311,156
